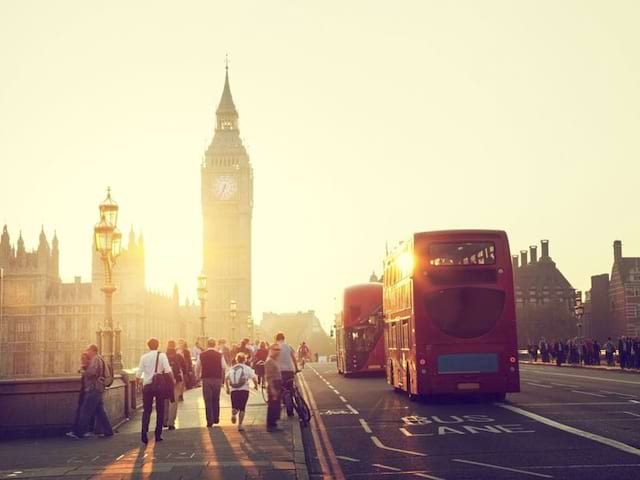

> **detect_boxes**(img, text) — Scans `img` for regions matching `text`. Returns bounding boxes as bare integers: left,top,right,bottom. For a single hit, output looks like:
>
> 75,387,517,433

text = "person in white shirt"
225,352,258,431
136,337,173,444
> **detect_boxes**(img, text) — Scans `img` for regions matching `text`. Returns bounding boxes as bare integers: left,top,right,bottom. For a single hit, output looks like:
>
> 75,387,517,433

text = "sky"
1,1,639,332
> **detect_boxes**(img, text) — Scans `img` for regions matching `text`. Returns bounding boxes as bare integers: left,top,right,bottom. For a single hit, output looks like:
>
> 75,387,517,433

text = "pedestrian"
68,352,92,437
265,344,284,432
218,339,232,365
178,339,194,391
593,340,601,365
605,337,615,366
191,341,203,364
236,338,253,364
67,344,113,439
164,339,187,430
196,338,227,427
253,341,269,386
274,332,299,417
225,352,258,432
137,337,173,444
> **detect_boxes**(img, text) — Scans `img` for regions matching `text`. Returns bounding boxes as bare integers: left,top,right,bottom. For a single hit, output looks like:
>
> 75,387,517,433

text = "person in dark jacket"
164,340,187,430
196,338,228,427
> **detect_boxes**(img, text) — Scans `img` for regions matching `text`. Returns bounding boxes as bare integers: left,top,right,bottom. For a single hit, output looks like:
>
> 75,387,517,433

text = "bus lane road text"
399,414,535,437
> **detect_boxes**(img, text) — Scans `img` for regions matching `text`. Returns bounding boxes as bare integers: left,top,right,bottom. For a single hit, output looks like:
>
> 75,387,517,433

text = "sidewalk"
521,359,640,374
0,386,309,479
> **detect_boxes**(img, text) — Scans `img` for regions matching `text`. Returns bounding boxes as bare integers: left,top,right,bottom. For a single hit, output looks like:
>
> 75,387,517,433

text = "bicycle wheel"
293,390,312,424
261,381,268,403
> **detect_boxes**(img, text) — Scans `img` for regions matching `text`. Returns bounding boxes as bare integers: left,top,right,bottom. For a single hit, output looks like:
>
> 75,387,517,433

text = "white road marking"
630,400,640,404
550,383,578,388
372,463,402,471
524,369,640,385
523,463,640,470
332,389,341,394
453,459,553,478
359,418,372,433
600,390,636,398
414,472,446,480
623,412,640,418
371,436,427,457
345,404,359,414
498,403,640,458
115,454,124,461
339,395,348,403
527,382,552,388
571,390,606,398
336,456,360,462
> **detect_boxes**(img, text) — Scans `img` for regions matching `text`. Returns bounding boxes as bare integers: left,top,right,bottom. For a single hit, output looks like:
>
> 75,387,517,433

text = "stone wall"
0,374,137,440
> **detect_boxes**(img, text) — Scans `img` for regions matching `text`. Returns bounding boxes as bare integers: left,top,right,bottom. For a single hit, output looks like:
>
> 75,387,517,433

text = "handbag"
152,352,175,401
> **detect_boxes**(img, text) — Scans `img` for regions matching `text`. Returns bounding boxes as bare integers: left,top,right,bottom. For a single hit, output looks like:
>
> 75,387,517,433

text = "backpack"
229,364,248,389
99,356,114,388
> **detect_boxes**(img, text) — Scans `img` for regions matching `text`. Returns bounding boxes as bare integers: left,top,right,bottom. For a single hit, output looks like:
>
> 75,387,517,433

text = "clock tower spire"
201,64,254,342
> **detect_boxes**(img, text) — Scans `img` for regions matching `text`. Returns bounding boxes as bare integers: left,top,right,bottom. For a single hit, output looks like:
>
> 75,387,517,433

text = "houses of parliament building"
0,67,253,379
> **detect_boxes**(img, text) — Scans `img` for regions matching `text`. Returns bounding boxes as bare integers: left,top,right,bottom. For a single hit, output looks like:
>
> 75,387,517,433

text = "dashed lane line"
526,382,552,388
571,390,606,398
519,401,632,406
339,395,348,403
498,403,640,458
453,459,553,478
370,436,427,457
600,390,636,398
359,418,372,433
623,412,640,418
414,472,446,480
550,383,578,388
335,456,360,462
372,464,401,471
345,404,359,414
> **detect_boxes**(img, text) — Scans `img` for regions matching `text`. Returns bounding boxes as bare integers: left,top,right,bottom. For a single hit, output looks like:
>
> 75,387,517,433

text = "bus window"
350,325,376,353
424,287,505,339
428,242,496,266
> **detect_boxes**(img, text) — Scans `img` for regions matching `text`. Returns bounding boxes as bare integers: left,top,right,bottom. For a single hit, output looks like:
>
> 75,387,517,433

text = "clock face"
213,175,238,200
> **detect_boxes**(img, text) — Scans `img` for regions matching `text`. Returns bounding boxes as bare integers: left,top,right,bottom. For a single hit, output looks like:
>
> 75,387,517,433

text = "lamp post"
230,299,237,344
574,290,584,364
93,188,123,371
197,274,208,345
247,314,254,341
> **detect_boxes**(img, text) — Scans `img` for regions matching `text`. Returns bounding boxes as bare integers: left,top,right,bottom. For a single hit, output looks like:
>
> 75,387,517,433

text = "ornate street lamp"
197,274,208,345
230,299,237,344
94,188,123,371
574,290,584,341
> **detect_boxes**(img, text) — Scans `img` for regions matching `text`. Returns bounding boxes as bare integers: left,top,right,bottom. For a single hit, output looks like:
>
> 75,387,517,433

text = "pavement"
0,385,309,479
299,362,640,480
520,359,640,374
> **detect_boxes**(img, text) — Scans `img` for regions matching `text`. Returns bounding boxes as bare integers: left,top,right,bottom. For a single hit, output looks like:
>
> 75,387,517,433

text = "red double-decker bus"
384,230,520,400
335,283,385,376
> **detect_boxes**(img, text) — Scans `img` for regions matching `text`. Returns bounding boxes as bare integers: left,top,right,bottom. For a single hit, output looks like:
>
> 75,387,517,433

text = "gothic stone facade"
0,226,199,379
513,240,576,345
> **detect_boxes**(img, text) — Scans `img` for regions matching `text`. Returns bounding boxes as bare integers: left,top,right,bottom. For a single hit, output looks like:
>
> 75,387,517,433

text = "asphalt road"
298,363,640,480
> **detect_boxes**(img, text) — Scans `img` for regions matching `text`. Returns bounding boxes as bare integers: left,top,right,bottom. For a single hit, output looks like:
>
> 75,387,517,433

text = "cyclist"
274,332,299,417
297,341,310,369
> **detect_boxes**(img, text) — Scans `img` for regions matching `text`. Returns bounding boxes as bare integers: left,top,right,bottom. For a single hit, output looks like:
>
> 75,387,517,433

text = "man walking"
67,344,113,439
265,344,284,432
137,337,173,444
196,338,227,427
275,332,299,417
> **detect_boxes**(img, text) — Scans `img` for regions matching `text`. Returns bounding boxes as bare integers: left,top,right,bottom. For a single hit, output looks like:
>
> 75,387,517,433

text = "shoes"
238,425,245,432
267,426,284,432
141,433,148,444
97,433,114,438
168,426,176,431
231,409,237,424
213,420,219,425
155,437,163,442
65,432,81,440
207,423,212,428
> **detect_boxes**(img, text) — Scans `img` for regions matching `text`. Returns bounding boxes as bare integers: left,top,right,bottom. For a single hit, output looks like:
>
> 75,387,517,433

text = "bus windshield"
429,241,495,266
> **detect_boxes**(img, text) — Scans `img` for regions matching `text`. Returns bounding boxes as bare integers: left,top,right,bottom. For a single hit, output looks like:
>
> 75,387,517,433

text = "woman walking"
225,352,258,432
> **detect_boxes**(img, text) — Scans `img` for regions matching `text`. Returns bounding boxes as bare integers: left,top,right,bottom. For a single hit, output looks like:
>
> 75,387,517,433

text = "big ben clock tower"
201,65,253,341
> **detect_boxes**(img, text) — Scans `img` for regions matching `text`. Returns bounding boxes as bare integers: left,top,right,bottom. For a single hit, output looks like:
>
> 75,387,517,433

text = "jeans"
267,379,282,427
75,389,112,436
164,381,184,427
142,384,165,440
202,377,222,425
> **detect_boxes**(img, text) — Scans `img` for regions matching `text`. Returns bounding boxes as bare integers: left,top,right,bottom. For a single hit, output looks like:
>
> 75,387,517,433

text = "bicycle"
281,371,311,426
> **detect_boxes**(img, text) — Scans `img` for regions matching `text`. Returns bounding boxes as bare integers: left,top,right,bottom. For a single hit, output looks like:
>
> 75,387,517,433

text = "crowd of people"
527,336,640,369
66,334,313,444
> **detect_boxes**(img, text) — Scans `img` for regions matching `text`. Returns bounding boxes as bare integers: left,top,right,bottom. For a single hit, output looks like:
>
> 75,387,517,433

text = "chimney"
541,239,549,259
529,245,538,263
613,240,622,262
512,255,519,271
520,250,528,267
